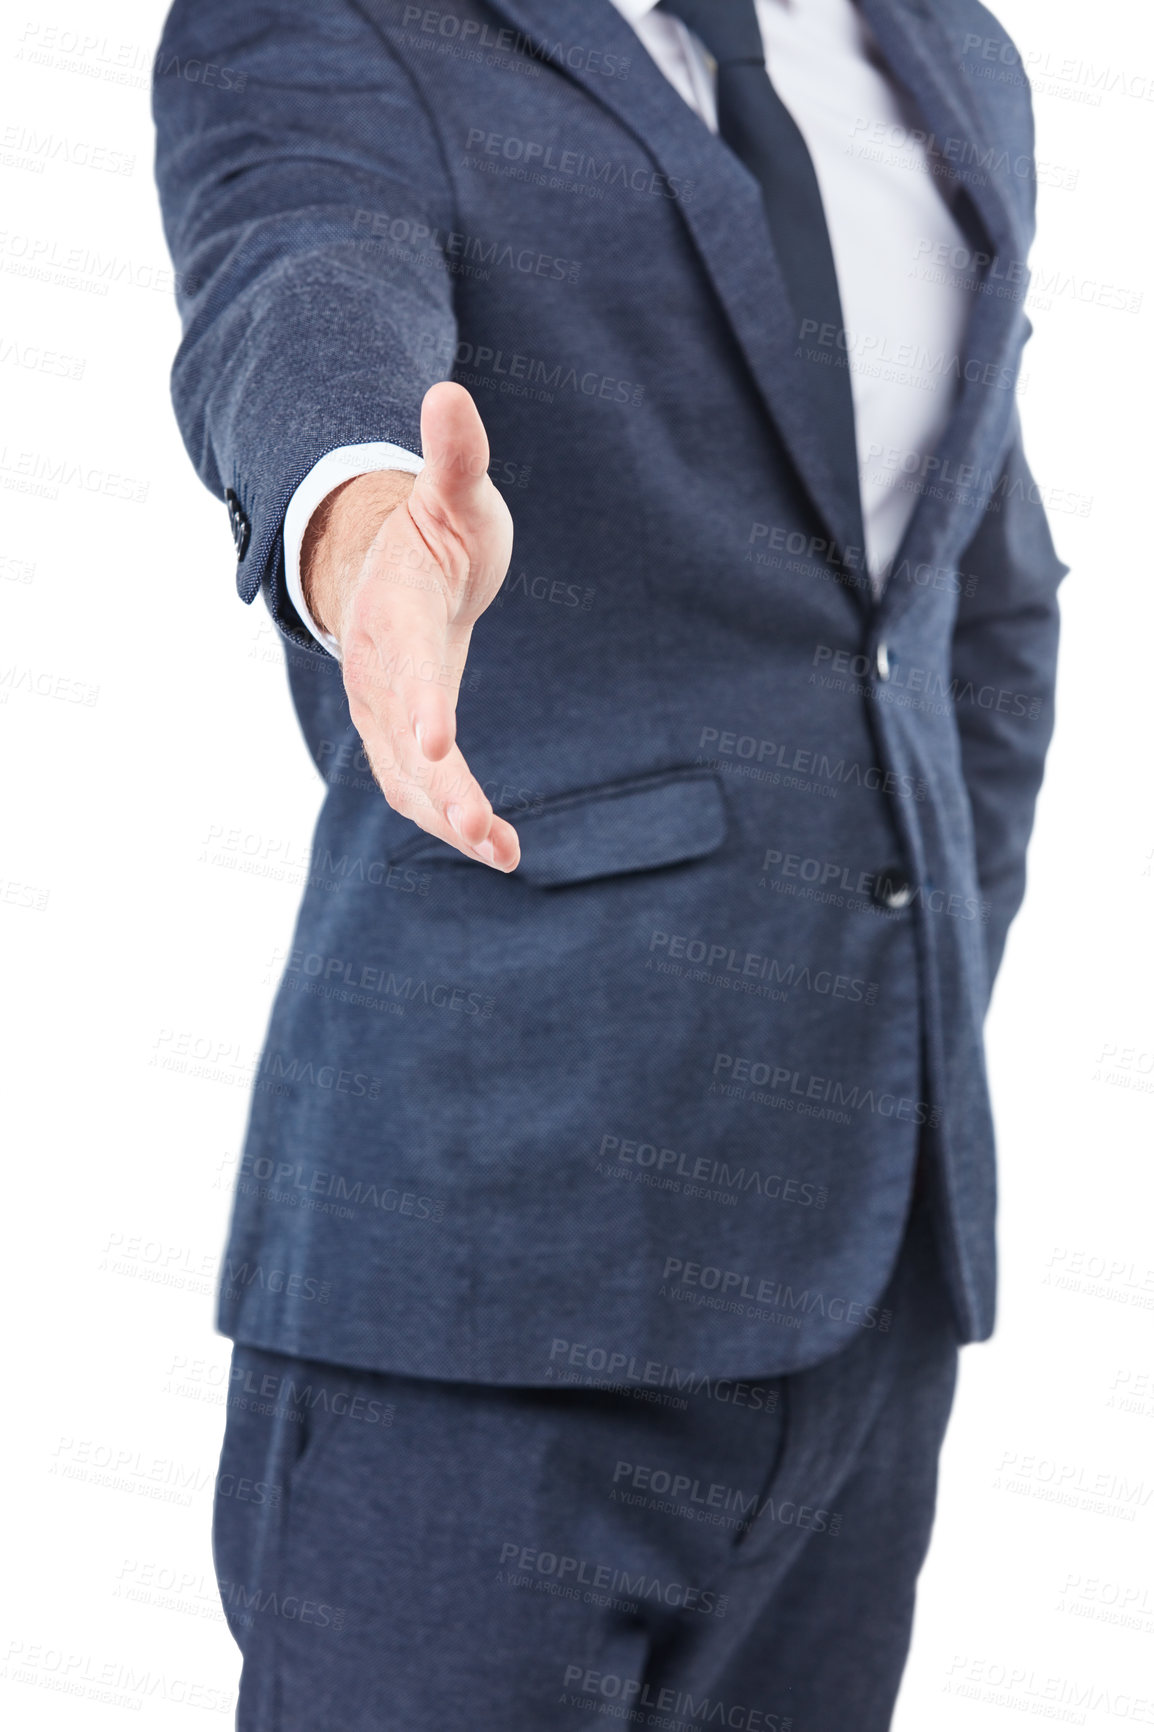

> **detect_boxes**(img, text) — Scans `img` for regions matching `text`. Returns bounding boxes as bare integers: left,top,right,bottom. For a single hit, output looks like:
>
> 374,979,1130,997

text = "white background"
1,0,1151,1725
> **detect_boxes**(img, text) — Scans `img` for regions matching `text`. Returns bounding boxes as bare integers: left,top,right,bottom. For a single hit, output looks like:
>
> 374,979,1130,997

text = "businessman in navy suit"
154,0,1066,1724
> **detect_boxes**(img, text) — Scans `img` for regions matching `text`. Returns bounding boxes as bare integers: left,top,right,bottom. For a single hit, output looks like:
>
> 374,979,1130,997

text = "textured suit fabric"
657,0,865,555
153,0,1066,1380
213,1179,958,1731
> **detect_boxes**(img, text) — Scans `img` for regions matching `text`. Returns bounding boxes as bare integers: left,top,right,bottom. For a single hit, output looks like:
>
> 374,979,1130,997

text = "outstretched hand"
303,382,519,871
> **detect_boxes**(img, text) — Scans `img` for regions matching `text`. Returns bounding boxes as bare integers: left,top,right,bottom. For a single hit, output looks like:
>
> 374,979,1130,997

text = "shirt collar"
609,0,662,23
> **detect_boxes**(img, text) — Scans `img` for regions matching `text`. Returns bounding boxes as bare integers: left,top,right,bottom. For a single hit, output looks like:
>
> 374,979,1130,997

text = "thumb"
414,380,492,518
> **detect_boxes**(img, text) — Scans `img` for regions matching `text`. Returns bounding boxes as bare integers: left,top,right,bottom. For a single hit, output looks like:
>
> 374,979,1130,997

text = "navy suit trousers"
213,1173,958,1731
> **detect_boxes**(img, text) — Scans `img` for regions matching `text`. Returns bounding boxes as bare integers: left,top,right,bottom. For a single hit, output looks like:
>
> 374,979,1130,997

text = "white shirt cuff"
283,442,426,657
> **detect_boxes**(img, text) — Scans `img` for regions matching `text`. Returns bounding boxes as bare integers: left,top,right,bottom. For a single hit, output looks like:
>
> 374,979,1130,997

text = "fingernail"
414,719,426,753
474,839,496,865
446,803,464,836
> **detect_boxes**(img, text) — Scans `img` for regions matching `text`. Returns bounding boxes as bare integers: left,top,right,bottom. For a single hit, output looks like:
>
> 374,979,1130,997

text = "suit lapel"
471,0,1031,626
858,0,1032,627
476,0,869,586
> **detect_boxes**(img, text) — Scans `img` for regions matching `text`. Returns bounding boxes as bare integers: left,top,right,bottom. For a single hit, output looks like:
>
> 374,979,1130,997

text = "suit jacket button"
224,487,251,560
875,639,891,681
872,868,913,910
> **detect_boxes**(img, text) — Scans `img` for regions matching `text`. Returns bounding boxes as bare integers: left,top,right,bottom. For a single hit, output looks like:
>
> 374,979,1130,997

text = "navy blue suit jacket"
154,0,1066,1380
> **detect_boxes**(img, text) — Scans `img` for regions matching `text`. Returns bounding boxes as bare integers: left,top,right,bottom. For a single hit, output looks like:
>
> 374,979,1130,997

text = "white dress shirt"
285,0,974,652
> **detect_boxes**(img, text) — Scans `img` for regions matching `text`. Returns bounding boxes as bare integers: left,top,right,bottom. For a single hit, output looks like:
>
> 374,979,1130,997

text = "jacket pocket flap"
395,769,728,887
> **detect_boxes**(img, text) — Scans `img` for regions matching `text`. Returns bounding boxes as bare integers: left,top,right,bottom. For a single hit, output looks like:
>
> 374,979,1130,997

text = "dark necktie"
659,0,864,558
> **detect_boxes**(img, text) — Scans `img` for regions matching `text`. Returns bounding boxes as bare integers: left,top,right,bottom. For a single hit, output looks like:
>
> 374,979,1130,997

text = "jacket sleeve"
951,414,1068,993
152,0,458,652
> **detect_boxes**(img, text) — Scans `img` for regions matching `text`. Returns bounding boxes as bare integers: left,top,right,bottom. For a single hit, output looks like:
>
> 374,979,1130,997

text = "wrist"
301,469,418,639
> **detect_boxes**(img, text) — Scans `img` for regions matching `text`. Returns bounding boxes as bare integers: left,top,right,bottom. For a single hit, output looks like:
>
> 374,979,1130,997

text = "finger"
408,741,493,850
342,530,462,764
392,617,478,768
414,381,493,523
361,730,520,872
409,387,513,615
343,629,496,849
344,609,462,770
481,814,520,872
